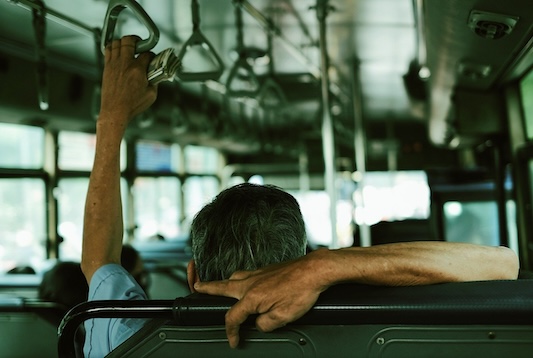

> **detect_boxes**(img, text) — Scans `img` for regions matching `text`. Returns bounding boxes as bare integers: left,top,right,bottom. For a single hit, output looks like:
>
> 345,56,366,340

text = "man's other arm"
195,241,519,348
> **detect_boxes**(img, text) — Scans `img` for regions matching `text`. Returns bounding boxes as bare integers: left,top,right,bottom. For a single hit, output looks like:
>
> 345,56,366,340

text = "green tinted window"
0,179,46,272
0,123,43,169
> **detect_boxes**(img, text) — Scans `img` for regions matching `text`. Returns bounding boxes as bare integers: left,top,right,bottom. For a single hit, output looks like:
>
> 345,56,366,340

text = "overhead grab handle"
177,0,225,82
226,57,261,98
226,2,260,98
257,77,288,109
100,0,160,54
100,0,181,85
256,18,287,110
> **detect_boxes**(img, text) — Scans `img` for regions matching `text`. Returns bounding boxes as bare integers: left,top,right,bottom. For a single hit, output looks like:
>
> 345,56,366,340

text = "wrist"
96,112,129,140
302,248,338,292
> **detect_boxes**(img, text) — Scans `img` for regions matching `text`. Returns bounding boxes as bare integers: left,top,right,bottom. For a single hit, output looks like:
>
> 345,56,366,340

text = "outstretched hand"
194,251,330,348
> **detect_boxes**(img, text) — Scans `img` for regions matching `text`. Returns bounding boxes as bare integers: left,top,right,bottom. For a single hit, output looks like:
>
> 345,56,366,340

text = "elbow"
80,259,94,285
495,246,520,280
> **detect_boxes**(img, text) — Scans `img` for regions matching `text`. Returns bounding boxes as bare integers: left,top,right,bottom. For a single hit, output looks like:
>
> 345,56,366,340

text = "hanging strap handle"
226,2,260,97
176,0,224,82
257,17,287,108
100,0,160,54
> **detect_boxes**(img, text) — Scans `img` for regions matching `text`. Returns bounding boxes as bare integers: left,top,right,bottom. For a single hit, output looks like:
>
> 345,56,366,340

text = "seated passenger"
81,35,519,356
38,261,88,325
39,261,88,357
121,244,150,296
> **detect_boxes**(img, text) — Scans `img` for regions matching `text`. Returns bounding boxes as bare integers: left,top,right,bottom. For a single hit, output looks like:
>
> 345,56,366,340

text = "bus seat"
0,296,66,358
58,279,533,357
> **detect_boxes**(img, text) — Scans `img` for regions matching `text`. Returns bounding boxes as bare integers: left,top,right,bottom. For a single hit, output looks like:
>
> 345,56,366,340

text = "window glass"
136,140,181,173
133,177,181,241
184,145,220,174
519,67,533,140
0,179,46,272
183,176,219,225
355,171,430,225
443,201,499,246
57,178,129,260
0,123,44,169
58,131,126,171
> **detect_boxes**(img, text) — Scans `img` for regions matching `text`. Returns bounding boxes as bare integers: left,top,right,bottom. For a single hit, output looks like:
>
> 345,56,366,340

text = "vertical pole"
44,130,58,258
316,0,338,248
351,62,371,247
493,141,509,247
299,148,311,193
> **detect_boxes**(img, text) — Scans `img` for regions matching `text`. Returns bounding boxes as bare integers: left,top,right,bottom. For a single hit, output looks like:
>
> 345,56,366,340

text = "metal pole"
351,62,371,247
316,0,338,249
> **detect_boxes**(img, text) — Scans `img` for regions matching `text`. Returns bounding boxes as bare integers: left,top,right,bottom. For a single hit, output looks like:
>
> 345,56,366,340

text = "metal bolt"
299,338,307,346
159,332,167,340
376,337,385,345
488,332,496,340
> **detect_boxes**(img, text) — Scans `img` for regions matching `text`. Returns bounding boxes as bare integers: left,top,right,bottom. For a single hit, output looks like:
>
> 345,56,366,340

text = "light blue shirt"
83,264,148,358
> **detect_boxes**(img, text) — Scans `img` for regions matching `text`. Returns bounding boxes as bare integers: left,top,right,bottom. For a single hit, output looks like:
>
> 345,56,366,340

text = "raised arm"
81,36,157,284
194,241,519,348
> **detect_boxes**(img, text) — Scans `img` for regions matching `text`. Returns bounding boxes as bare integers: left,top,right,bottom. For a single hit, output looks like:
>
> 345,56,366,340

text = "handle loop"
176,0,225,82
100,0,160,54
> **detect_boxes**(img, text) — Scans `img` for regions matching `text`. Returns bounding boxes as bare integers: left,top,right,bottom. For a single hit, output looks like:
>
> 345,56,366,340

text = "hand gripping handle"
100,0,160,54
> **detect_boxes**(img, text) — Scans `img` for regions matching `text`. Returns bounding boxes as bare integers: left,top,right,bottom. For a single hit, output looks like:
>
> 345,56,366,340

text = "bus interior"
0,0,533,356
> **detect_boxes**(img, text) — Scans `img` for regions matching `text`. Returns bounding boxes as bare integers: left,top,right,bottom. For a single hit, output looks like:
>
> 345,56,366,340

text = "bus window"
133,177,181,241
136,140,181,173
0,178,46,272
58,131,126,171
183,176,219,226
0,123,43,169
443,201,499,246
0,124,46,271
184,145,221,175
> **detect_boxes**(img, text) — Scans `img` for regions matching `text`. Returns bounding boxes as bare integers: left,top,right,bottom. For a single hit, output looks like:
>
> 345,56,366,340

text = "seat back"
59,280,533,357
0,296,66,358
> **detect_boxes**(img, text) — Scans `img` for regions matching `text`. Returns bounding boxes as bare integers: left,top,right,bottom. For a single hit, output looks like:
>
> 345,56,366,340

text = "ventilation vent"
468,10,519,40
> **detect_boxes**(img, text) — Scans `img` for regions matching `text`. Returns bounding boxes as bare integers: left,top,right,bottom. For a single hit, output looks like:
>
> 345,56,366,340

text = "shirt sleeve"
83,264,148,358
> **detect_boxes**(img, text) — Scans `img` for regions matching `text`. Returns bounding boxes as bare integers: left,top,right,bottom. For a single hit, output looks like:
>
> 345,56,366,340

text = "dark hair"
121,244,140,273
38,261,88,309
190,183,307,281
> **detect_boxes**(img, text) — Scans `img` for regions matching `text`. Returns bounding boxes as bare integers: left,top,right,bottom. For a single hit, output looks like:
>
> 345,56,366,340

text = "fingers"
119,35,140,59
105,35,142,61
224,300,254,349
194,280,242,299
255,311,286,333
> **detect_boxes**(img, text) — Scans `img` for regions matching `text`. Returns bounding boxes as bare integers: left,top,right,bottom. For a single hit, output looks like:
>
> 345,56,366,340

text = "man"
81,35,519,355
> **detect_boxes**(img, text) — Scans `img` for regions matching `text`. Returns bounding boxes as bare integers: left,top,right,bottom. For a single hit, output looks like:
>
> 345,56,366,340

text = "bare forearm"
81,119,126,283
313,241,519,289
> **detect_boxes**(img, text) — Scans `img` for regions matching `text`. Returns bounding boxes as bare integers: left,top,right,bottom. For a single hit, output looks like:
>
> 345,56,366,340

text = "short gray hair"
190,183,307,281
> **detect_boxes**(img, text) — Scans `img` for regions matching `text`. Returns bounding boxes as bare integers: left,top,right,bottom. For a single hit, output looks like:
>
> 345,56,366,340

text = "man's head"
189,183,307,282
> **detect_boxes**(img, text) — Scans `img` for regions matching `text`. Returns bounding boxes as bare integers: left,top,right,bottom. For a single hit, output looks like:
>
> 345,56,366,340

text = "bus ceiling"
0,0,532,160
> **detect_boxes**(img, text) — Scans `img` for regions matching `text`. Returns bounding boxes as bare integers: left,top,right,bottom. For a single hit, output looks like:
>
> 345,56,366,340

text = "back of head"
38,261,88,310
190,183,307,281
